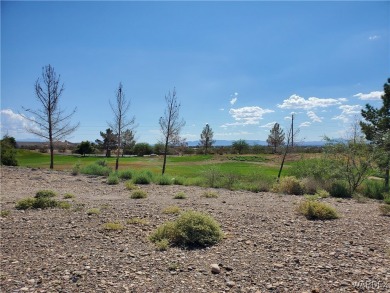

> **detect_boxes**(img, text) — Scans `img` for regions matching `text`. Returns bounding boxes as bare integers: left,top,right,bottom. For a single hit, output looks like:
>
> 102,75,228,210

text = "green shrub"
298,200,339,220
130,190,147,199
125,181,138,190
163,206,181,214
118,169,133,180
183,177,204,187
87,208,101,215
57,201,71,209
154,239,170,251
274,176,304,195
71,163,80,176
172,177,185,185
63,193,75,199
156,175,172,185
107,173,119,185
1,210,11,217
173,192,187,199
33,197,59,209
202,191,219,198
96,159,108,167
35,190,57,198
329,181,351,198
102,222,124,231
132,172,152,184
202,166,221,187
127,217,149,225
81,162,112,177
384,194,390,205
361,180,385,200
15,197,36,210
315,189,330,198
379,204,390,216
149,210,223,248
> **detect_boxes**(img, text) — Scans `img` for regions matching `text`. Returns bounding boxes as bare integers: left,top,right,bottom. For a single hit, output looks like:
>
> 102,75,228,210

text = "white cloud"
0,109,39,139
331,104,361,123
223,106,274,127
215,131,252,137
230,97,237,105
307,111,322,123
219,108,225,111
300,122,311,127
278,94,344,110
260,122,277,128
353,91,383,100
369,35,380,40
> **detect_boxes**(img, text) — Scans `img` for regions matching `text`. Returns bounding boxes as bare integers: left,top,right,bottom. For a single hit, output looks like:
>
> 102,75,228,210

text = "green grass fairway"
15,150,292,179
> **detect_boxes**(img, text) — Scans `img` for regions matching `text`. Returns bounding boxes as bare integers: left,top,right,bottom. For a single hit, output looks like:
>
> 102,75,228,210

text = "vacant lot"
1,166,389,292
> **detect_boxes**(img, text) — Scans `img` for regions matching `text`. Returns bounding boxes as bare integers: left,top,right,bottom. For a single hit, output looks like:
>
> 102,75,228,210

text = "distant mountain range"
186,140,325,147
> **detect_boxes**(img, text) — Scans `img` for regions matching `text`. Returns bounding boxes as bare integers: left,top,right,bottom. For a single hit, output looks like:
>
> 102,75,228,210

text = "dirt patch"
1,166,389,292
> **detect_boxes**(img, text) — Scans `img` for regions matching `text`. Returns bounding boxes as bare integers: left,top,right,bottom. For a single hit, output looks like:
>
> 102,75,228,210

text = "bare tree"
159,88,185,175
109,82,135,171
199,123,215,154
22,65,79,169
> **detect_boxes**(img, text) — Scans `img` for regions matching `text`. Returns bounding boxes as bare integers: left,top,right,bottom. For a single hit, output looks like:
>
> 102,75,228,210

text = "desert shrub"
81,162,111,177
127,217,149,225
125,181,138,190
0,210,10,217
107,173,119,185
328,181,351,198
163,206,181,214
202,166,221,188
96,159,108,167
301,177,326,195
361,180,385,200
379,204,390,216
173,192,187,199
183,177,204,187
63,193,75,199
87,208,101,215
172,177,185,185
35,190,57,198
158,211,223,248
15,197,36,210
118,169,133,180
57,201,71,209
71,163,80,176
149,211,223,248
1,136,18,166
222,172,239,190
33,197,59,209
202,191,219,198
315,189,330,198
130,190,147,199
132,172,152,184
156,175,172,185
384,194,390,205
297,200,339,220
154,239,170,251
274,176,304,195
102,222,124,231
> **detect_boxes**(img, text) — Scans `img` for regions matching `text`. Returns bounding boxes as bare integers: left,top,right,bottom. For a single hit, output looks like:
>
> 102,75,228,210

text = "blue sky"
1,1,389,144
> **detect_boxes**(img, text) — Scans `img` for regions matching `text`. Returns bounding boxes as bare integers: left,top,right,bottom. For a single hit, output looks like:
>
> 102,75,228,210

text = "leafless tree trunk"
109,82,135,171
159,88,185,175
22,65,79,169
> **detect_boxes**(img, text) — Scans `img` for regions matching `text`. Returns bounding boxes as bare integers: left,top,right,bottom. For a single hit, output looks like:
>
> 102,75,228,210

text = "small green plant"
127,217,149,225
130,190,147,199
315,189,330,198
156,175,172,185
63,193,75,199
173,192,187,199
15,197,36,210
163,206,181,214
132,172,152,184
87,208,101,215
379,204,390,216
107,173,119,185
125,181,139,190
202,191,219,198
118,169,133,180
329,181,351,198
57,201,71,209
0,210,11,217
81,162,112,177
155,239,170,251
71,163,80,176
202,166,221,187
361,180,386,200
15,196,70,210
384,194,390,205
172,177,185,185
274,176,304,195
297,200,339,220
96,159,108,167
102,222,124,231
353,193,369,203
149,210,223,248
35,190,57,198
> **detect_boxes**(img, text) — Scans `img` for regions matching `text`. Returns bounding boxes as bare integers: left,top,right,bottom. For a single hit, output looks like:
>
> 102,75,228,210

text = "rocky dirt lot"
1,166,389,293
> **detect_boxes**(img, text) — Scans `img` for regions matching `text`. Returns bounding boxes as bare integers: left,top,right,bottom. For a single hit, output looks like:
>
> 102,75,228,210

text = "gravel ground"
1,166,389,293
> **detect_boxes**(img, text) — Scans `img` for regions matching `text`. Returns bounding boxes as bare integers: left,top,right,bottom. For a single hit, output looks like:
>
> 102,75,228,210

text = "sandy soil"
1,166,389,293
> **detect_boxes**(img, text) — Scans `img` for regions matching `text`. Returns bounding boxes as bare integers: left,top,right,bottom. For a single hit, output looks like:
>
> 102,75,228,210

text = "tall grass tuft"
81,162,112,176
